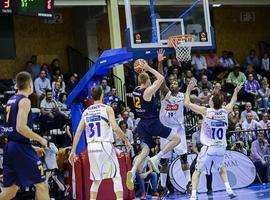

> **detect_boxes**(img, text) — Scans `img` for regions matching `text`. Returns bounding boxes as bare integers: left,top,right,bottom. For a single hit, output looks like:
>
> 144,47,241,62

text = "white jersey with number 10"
201,108,228,147
83,103,114,143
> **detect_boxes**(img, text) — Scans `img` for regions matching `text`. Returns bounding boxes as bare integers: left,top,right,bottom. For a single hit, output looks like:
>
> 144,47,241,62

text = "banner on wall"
169,150,256,193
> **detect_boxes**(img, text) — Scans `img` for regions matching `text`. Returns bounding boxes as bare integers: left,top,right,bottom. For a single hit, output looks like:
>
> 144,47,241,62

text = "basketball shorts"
195,145,226,174
88,142,121,181
3,141,46,187
136,118,172,148
160,126,187,159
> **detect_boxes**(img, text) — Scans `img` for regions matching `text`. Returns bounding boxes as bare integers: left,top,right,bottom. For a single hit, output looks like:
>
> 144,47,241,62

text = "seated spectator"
212,82,227,104
121,111,134,131
66,73,78,94
52,81,61,102
242,113,262,139
52,67,63,82
191,51,207,78
52,76,66,93
244,49,260,69
219,51,234,69
57,93,70,116
40,90,67,135
134,152,159,199
206,50,219,69
101,78,111,96
259,112,270,129
228,51,238,65
111,101,121,119
40,63,52,81
198,86,211,106
104,88,120,105
50,58,60,74
114,120,134,156
228,105,240,131
197,75,213,91
264,123,270,144
250,132,269,183
29,55,41,80
241,102,259,121
34,69,52,99
231,140,247,155
244,73,261,106
261,53,269,72
258,81,270,111
226,65,246,93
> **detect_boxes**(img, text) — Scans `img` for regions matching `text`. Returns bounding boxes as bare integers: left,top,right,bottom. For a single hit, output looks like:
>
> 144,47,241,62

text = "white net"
168,35,193,62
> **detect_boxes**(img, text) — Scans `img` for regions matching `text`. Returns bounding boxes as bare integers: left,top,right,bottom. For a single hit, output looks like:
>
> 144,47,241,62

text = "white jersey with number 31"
83,103,114,143
201,108,228,147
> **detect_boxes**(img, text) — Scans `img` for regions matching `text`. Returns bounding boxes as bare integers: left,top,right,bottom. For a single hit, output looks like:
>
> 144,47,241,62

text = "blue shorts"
3,141,46,187
136,118,172,148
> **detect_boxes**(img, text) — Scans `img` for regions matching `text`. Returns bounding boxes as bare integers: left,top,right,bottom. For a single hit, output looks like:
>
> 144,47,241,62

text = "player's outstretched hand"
157,49,166,62
187,79,197,91
39,137,48,149
234,83,243,93
69,151,77,165
139,59,151,72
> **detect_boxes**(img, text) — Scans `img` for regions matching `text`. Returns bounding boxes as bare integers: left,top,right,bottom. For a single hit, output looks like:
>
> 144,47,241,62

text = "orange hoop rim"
168,34,194,48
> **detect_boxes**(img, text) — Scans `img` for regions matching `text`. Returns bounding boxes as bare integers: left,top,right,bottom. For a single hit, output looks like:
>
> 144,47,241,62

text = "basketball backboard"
124,0,213,51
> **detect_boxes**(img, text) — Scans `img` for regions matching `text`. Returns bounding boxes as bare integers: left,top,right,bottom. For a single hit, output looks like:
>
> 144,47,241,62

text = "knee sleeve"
91,180,101,193
113,176,123,192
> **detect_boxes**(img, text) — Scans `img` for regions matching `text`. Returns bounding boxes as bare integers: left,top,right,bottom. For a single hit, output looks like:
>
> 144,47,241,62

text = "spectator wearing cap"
104,88,120,105
250,132,269,183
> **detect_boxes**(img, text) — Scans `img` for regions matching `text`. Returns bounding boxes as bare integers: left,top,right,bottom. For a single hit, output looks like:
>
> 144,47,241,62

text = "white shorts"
87,142,120,181
196,145,226,174
160,126,187,159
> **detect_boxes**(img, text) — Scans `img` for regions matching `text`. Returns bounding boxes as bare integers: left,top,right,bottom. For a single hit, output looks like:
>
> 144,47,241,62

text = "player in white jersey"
69,86,132,200
157,49,191,194
185,79,242,200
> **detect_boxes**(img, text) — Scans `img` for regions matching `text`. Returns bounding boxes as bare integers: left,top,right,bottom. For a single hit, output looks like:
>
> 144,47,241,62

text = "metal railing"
67,46,95,77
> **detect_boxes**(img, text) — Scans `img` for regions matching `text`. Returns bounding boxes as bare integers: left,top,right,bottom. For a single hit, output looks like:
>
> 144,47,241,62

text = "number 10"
211,128,223,140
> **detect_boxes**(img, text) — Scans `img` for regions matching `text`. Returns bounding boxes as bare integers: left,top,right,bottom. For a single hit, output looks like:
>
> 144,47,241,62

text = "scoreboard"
0,0,54,17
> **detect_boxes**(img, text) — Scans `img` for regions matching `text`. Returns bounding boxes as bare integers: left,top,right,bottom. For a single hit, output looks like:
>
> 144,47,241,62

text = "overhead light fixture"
212,3,222,7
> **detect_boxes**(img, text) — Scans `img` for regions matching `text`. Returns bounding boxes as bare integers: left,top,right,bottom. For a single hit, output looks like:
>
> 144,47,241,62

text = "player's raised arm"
16,98,47,148
184,79,207,116
107,106,132,149
69,117,85,164
140,60,165,101
225,84,242,113
157,49,170,97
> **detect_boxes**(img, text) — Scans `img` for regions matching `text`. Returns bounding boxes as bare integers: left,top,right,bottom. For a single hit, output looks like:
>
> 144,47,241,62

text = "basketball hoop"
168,34,194,62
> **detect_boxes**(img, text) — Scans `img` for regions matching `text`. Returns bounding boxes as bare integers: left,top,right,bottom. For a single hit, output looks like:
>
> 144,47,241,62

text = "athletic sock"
191,190,196,197
160,173,167,188
156,151,165,160
224,182,232,193
183,170,191,182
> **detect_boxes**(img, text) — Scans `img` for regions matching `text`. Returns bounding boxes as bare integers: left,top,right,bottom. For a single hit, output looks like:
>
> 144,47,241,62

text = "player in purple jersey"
0,72,49,200
126,59,181,191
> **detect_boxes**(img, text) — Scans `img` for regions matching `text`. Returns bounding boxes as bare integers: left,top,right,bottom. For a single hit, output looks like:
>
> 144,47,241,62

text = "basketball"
134,59,146,74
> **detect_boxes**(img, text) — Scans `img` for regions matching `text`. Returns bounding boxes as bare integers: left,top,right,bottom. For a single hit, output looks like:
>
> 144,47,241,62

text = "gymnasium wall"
0,8,75,79
97,6,270,66
213,6,270,64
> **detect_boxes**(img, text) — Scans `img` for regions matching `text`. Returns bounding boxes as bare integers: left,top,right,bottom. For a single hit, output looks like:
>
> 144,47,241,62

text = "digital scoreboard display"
0,0,54,17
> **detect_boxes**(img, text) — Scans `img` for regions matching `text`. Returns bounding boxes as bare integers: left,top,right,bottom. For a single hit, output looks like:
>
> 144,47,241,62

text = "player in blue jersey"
0,72,49,200
126,59,181,191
